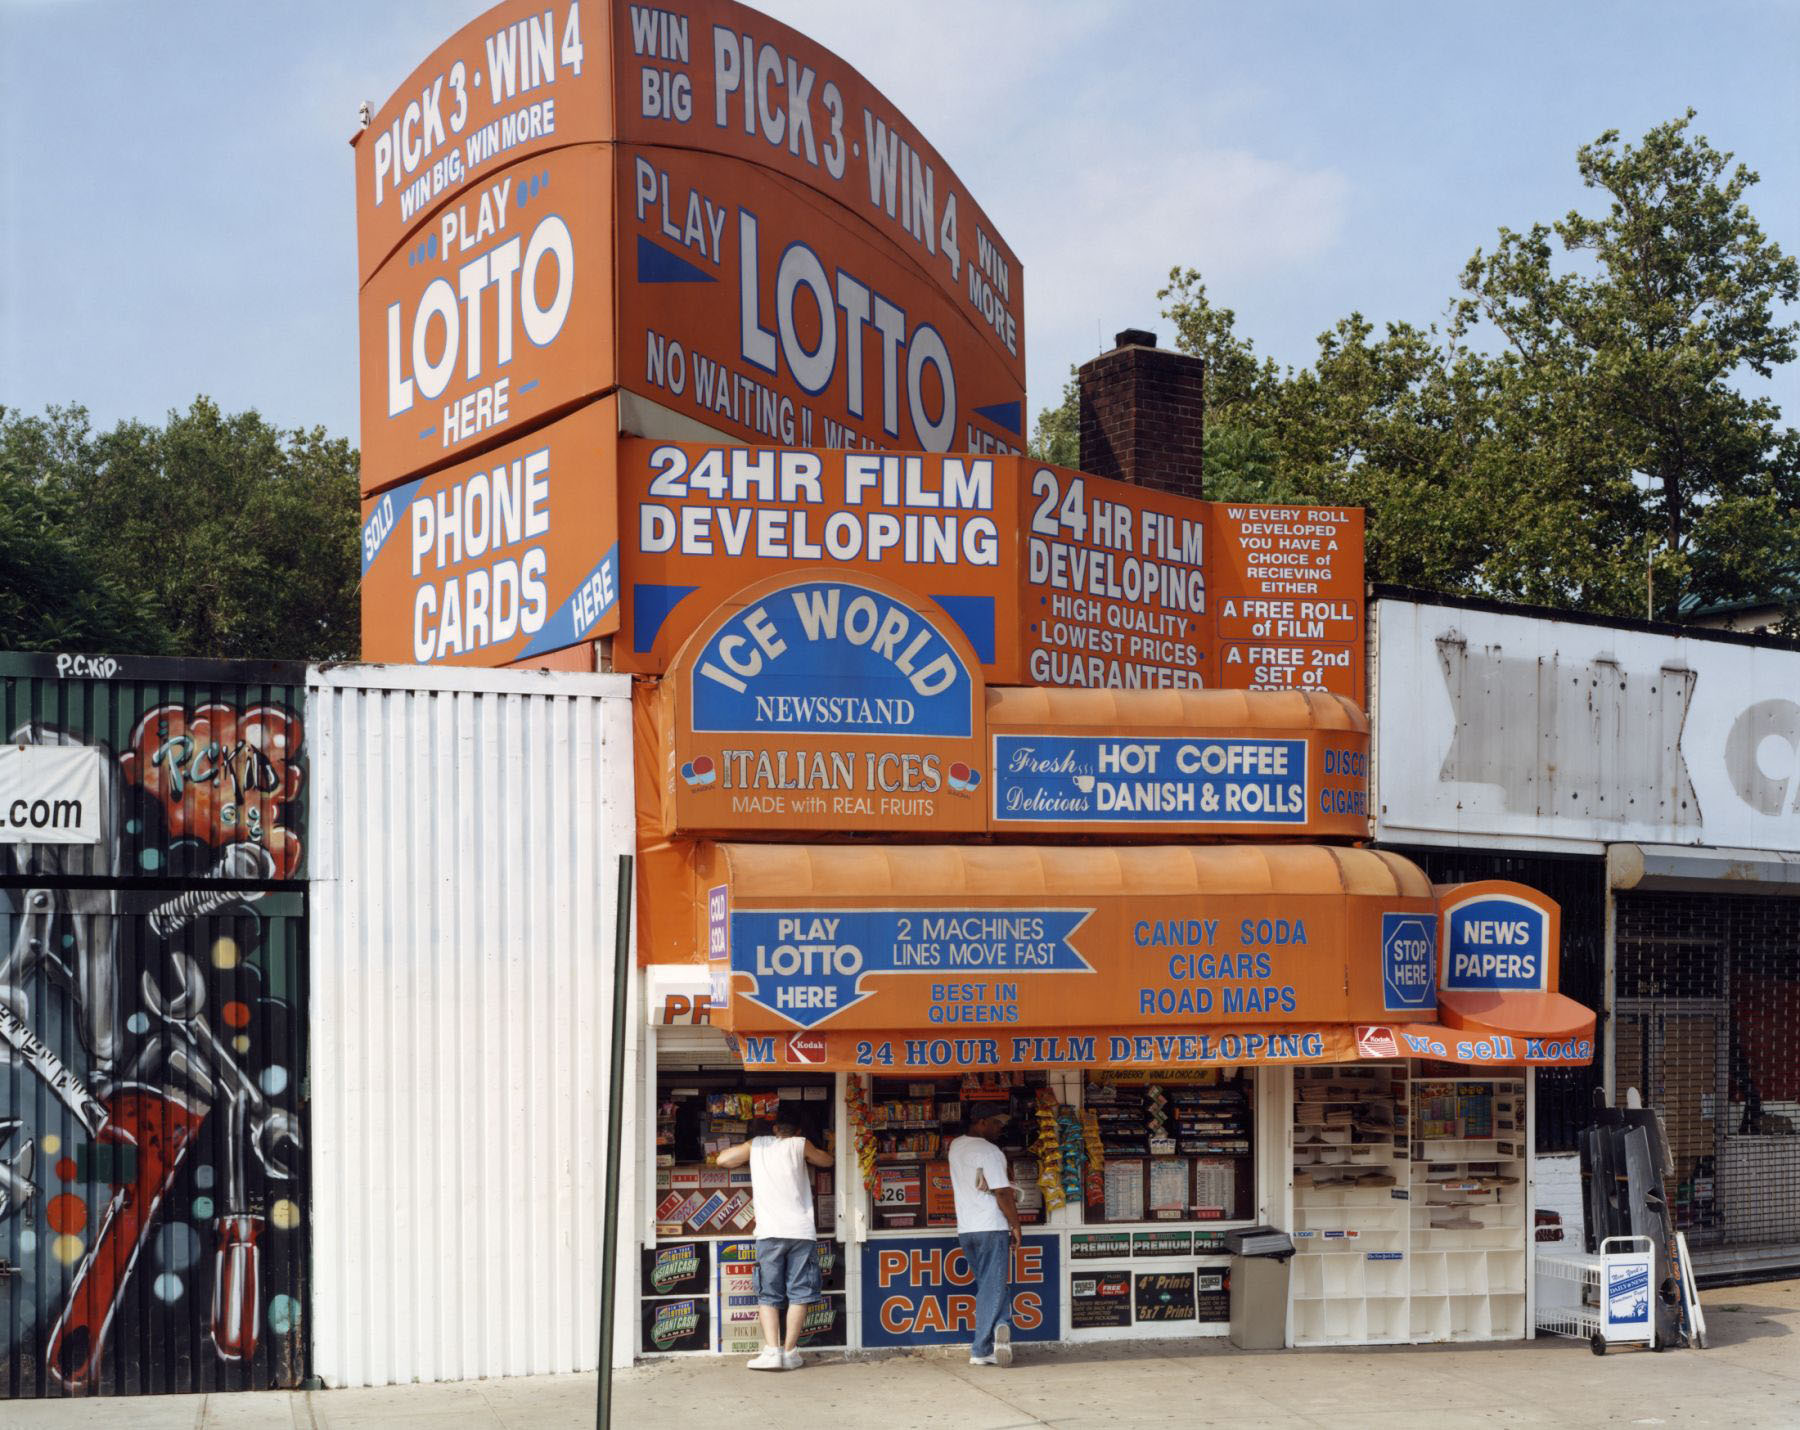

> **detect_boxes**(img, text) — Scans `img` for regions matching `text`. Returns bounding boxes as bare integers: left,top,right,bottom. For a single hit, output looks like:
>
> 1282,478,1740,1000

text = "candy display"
867,1074,1047,1229
1034,1087,1066,1211
845,1077,879,1197
654,1073,834,1236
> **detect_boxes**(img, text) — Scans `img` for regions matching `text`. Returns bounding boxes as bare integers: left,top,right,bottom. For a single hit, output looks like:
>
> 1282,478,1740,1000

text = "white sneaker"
969,1353,998,1365
746,1348,786,1371
783,1349,803,1370
993,1323,1013,1367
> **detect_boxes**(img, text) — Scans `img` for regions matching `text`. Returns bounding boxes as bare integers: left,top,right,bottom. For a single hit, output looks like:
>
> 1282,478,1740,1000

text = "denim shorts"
753,1238,822,1308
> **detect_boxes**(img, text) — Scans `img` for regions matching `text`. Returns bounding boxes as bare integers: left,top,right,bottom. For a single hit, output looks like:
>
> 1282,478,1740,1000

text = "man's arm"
803,1139,834,1168
994,1186,1022,1245
715,1141,752,1168
987,1147,1022,1244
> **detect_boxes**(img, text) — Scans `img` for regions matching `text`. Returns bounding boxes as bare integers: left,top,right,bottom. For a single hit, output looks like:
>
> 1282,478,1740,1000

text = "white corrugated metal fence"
306,665,638,1386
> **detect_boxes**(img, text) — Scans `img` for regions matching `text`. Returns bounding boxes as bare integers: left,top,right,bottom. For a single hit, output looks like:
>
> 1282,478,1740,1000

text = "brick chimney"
1077,329,1206,498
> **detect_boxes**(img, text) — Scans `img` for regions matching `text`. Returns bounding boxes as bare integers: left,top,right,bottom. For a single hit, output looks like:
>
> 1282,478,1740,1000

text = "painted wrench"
140,955,294,1363
0,1010,208,1393
44,1085,207,1392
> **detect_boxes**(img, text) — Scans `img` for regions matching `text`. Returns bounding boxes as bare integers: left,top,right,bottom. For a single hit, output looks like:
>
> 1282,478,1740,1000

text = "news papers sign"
0,745,103,845
1442,892,1549,993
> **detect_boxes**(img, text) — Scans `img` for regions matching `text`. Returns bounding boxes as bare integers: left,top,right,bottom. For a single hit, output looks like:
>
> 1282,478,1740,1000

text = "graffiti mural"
1,656,308,1397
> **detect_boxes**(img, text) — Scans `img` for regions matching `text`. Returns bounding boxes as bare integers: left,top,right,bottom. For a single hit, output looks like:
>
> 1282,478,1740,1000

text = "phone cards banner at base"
862,1236,1059,1346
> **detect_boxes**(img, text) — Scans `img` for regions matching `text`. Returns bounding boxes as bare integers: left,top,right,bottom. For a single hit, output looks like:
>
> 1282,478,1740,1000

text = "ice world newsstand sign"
659,572,987,835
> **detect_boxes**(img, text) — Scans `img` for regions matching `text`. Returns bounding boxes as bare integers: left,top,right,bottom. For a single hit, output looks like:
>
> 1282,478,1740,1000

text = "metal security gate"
1,654,310,1397
1615,892,1800,1266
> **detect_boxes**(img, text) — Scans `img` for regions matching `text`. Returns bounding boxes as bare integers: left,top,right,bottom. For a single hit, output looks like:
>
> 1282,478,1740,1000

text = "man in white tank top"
716,1104,834,1370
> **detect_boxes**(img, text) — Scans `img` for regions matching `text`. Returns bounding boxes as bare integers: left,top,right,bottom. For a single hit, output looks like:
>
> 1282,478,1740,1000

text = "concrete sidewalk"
7,1280,1797,1428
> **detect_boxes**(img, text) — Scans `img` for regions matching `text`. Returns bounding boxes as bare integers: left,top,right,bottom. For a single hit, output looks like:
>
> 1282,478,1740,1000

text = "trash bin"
1225,1226,1294,1350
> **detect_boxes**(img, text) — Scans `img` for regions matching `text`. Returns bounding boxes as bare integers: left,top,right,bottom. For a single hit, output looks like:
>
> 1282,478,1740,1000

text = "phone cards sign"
993,736,1305,826
862,1236,1059,1346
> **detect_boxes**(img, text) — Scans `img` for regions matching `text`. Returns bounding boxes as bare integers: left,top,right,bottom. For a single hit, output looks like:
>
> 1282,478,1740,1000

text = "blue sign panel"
862,1235,1061,1346
1607,1262,1650,1325
1381,913,1437,1013
689,579,974,738
731,908,1092,1029
992,735,1306,824
1443,894,1548,992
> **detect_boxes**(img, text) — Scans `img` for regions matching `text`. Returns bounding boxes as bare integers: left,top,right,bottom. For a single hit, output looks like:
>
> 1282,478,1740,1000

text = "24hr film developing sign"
619,446,1367,696
622,444,1023,678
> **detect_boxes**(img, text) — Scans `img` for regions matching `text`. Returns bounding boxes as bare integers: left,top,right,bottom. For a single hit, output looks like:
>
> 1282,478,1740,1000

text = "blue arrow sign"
730,908,1093,1029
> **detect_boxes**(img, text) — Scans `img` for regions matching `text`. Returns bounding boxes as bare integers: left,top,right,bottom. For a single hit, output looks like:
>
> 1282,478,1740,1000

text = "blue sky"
3,1,1796,443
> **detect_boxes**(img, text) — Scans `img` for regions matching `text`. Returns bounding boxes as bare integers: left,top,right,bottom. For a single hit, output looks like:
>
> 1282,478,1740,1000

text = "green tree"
1456,110,1800,621
0,421,175,654
1028,369,1081,467
1035,115,1799,631
2,399,363,660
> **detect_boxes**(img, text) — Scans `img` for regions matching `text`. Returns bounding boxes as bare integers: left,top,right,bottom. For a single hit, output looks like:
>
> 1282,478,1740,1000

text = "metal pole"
598,853,634,1429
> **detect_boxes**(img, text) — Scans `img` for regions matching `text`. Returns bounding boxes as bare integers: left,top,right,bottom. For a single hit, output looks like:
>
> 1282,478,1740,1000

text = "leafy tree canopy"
1030,112,1800,631
1,398,362,660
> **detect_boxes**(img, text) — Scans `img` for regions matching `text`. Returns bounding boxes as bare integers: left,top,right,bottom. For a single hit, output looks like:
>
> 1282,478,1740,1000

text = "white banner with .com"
0,744,103,844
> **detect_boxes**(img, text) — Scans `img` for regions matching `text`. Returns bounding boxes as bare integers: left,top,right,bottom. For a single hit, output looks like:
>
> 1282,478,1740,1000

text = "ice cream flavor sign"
662,573,987,834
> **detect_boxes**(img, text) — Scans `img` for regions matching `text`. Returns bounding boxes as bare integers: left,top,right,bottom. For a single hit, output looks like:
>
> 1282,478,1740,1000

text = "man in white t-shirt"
716,1105,834,1371
947,1107,1023,1367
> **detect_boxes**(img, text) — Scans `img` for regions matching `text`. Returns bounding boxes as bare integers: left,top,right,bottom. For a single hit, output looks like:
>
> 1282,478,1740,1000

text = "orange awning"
985,686,1367,734
1437,988,1595,1043
697,841,1436,1038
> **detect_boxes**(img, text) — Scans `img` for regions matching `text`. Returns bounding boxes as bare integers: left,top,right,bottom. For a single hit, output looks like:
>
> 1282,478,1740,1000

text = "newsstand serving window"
654,1070,836,1239
865,1073,1050,1230
1078,1071,1255,1224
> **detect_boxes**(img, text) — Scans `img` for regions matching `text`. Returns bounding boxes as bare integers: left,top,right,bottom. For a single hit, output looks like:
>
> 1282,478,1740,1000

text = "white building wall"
305,664,638,1385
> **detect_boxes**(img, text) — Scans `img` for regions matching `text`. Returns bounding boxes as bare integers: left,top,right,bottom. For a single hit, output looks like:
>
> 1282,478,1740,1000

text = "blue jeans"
753,1238,821,1308
958,1230,1014,1357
